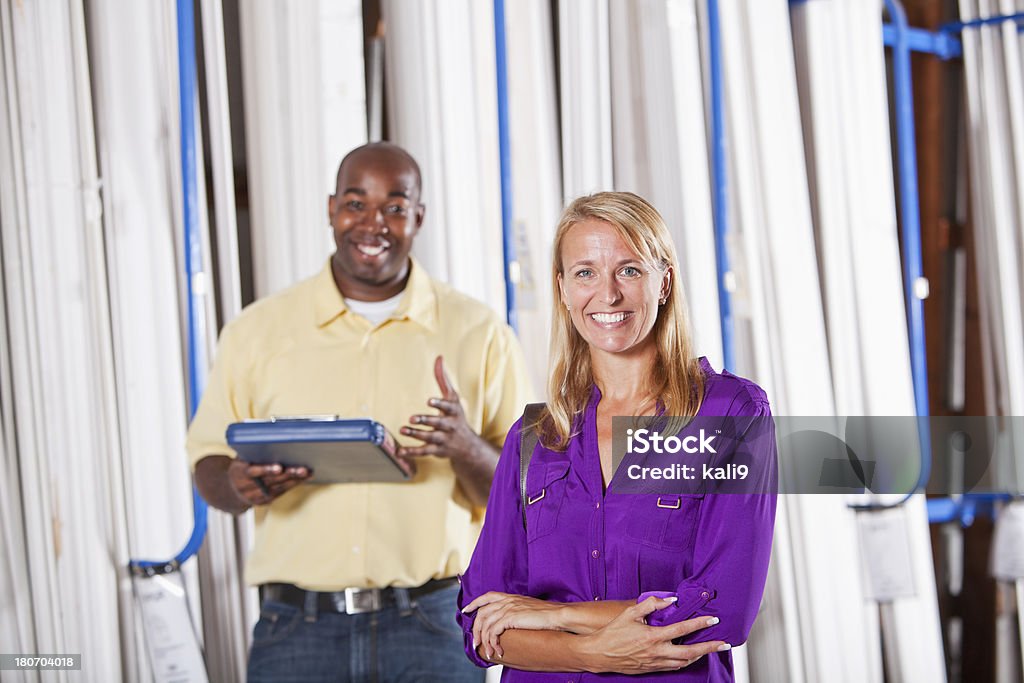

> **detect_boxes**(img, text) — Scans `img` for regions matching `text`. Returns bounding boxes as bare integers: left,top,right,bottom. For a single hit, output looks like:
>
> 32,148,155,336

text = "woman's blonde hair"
538,191,705,450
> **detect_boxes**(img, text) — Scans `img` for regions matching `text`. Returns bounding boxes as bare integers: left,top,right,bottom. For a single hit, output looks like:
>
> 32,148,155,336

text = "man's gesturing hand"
399,356,488,464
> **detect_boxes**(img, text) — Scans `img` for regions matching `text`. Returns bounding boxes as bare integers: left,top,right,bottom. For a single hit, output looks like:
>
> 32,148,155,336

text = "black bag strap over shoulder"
519,403,546,528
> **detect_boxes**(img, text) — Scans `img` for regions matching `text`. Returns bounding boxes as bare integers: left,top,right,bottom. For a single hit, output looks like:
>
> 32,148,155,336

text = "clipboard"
226,416,411,484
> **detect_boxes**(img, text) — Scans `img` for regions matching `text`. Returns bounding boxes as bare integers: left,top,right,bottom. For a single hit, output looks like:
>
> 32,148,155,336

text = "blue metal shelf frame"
878,0,935,510
880,4,1023,521
493,0,519,332
706,0,736,372
130,0,209,575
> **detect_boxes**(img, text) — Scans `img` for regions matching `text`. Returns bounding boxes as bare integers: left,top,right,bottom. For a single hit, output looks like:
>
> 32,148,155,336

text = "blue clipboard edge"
225,417,410,481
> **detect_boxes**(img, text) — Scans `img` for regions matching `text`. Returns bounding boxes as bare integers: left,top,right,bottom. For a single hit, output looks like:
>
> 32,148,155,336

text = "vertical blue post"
494,0,518,331
707,0,735,370
131,0,208,572
884,0,932,496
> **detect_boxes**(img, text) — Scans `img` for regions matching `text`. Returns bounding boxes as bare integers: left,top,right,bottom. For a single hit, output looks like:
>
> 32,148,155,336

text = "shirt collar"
313,257,438,331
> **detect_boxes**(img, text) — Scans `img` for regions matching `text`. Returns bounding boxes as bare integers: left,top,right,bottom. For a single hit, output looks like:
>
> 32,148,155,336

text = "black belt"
261,577,459,615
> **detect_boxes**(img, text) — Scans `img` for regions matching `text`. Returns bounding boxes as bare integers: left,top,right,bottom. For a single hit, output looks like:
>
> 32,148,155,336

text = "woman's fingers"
479,605,510,659
471,600,518,659
463,591,509,613
655,639,729,671
662,614,721,641
648,617,729,670
468,593,506,656
626,595,677,623
490,628,505,659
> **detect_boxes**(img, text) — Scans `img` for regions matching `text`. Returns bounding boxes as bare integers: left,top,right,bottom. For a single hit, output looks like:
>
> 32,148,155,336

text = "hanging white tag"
856,507,917,602
132,571,209,683
991,501,1024,581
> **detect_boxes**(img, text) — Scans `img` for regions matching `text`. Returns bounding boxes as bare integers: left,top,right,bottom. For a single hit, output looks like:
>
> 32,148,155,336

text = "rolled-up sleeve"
640,399,778,647
185,321,248,469
456,417,531,667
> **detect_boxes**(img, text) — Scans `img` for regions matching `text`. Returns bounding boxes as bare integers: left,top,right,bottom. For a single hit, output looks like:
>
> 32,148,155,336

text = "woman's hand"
463,592,567,659
577,596,729,674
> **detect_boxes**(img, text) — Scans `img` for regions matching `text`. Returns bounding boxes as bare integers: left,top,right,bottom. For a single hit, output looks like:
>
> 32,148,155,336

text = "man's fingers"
426,397,462,416
400,426,446,445
260,468,311,486
397,444,442,458
270,477,306,496
433,355,457,400
254,477,272,496
409,414,453,431
244,463,284,478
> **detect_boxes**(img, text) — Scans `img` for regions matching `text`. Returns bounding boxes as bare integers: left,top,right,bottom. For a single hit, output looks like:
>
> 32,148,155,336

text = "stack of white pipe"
558,0,615,201
503,0,563,391
716,2,848,680
608,0,723,369
0,0,200,679
239,0,367,300
381,0,507,322
957,0,1024,493
790,2,946,681
957,0,1024,678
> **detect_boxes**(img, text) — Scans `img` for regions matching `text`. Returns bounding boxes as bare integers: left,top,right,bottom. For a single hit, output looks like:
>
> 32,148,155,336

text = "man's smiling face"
328,146,425,301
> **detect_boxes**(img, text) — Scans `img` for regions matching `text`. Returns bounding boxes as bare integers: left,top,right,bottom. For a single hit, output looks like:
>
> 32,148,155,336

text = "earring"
565,303,571,311
659,298,667,306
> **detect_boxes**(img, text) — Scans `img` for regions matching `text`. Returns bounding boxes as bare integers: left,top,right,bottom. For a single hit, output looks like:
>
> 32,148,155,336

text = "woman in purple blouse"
457,192,777,681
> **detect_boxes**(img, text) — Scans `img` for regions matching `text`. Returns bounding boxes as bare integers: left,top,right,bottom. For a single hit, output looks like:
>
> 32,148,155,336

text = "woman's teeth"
590,312,628,324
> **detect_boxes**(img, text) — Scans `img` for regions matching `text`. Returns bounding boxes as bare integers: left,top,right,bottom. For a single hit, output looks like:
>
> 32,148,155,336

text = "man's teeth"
591,312,628,324
356,243,387,256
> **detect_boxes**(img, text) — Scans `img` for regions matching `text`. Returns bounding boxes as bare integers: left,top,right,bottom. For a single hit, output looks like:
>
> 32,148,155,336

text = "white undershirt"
344,291,404,326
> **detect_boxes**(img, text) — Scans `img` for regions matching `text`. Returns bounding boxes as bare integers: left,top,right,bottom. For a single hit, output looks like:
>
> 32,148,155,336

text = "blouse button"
701,591,710,599
591,549,600,558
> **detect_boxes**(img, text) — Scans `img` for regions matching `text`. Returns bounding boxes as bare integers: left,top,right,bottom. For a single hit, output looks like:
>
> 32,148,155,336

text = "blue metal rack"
493,0,519,332
706,0,736,373
875,0,935,509
130,0,208,575
880,4,1021,519
709,1,1020,514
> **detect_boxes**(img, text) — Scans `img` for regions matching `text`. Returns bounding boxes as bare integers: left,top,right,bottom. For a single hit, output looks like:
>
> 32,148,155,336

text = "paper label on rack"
991,501,1024,581
857,507,916,602
132,572,208,683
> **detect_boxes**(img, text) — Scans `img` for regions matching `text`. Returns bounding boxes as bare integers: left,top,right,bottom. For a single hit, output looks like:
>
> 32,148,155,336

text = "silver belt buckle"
343,587,381,615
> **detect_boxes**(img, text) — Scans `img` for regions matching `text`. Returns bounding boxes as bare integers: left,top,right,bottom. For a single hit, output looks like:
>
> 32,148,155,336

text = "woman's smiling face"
558,219,670,358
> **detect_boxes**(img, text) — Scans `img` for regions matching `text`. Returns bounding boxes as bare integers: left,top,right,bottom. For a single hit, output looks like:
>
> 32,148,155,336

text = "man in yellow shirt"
187,142,531,681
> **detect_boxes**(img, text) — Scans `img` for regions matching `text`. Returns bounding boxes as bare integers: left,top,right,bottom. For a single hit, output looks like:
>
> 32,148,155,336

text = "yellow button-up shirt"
186,259,532,590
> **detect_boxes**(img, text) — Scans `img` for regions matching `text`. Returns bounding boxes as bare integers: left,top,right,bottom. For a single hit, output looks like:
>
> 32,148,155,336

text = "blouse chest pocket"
524,460,572,543
623,493,704,552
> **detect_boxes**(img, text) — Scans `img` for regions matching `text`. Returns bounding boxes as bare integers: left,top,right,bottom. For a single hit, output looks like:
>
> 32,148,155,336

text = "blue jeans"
247,584,484,682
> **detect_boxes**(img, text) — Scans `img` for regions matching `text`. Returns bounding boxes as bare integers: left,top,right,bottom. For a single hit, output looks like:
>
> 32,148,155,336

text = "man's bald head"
327,141,426,301
335,142,423,199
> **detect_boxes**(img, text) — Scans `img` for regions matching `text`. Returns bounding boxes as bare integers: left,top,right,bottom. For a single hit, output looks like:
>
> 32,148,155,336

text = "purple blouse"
456,358,777,682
